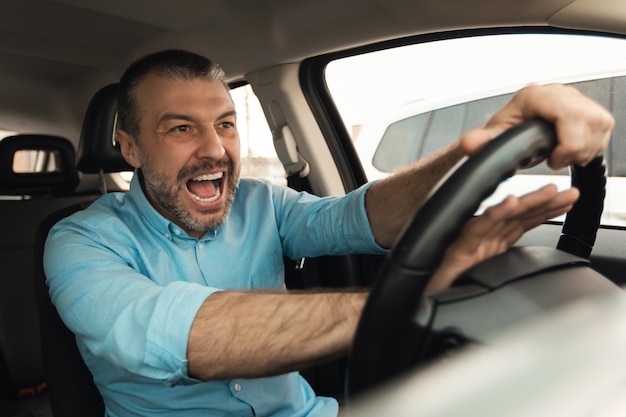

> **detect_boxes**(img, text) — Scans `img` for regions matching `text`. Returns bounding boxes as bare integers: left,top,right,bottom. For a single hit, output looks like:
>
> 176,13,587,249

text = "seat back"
77,83,132,175
0,134,86,416
33,203,103,417
33,83,126,417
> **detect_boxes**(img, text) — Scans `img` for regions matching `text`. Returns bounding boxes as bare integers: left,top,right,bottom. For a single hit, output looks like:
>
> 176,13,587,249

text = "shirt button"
234,383,242,392
197,243,204,250
174,229,181,235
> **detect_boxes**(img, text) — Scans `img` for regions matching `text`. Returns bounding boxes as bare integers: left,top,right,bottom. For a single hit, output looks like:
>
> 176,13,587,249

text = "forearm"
365,140,465,248
187,290,367,380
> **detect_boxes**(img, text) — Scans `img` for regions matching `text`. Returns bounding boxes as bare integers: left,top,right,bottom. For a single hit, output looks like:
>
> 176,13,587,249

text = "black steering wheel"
346,119,611,400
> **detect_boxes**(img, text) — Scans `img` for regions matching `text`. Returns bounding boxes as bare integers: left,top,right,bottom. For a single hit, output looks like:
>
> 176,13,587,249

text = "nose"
196,126,226,160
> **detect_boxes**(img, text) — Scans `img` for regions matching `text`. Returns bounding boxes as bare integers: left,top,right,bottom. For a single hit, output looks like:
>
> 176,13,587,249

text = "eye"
171,125,191,133
218,121,235,129
161,123,198,141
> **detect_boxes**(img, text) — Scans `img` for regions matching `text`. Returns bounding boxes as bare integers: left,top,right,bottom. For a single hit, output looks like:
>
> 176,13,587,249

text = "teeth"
190,187,221,203
187,171,223,203
192,172,223,181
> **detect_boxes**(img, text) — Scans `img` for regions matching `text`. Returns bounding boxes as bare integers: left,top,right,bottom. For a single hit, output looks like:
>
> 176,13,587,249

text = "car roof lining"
0,0,610,84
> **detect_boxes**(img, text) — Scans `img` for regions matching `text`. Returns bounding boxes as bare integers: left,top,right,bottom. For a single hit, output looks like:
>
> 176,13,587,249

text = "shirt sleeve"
272,181,389,260
44,213,216,386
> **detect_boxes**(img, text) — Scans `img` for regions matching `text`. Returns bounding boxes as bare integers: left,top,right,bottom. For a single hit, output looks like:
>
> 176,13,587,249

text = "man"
44,49,613,417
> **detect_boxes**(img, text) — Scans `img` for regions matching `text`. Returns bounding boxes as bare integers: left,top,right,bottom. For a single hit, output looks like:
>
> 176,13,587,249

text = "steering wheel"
346,119,613,400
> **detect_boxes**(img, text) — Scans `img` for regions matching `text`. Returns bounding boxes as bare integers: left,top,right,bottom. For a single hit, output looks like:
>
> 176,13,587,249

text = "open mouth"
186,172,224,203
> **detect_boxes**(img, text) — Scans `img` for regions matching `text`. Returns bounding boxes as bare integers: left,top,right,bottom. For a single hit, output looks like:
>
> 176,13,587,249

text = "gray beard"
139,161,240,234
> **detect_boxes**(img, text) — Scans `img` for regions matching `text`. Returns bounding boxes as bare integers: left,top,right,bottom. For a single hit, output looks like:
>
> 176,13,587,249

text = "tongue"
188,180,218,199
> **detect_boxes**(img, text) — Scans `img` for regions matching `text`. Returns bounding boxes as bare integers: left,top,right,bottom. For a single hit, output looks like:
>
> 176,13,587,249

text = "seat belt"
275,125,318,288
286,169,311,276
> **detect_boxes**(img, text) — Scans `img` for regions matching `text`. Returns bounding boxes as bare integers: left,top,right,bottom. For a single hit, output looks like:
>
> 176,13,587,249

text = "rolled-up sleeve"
273,181,388,259
44,217,217,386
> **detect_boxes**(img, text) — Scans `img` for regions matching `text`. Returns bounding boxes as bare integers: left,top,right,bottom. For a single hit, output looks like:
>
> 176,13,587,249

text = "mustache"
177,159,233,182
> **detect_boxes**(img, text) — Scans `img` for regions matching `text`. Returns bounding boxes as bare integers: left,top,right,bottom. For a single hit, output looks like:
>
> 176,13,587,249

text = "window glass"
325,33,626,227
230,84,286,186
13,149,62,173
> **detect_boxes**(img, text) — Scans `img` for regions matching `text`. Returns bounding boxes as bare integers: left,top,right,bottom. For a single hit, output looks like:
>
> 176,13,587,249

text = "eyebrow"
157,113,195,126
157,110,237,126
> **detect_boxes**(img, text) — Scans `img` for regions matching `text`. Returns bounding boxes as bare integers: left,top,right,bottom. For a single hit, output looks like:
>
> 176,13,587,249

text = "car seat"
33,83,129,417
0,134,82,417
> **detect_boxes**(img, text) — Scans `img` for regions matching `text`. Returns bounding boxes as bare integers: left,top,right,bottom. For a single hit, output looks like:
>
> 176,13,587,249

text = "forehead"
134,74,234,119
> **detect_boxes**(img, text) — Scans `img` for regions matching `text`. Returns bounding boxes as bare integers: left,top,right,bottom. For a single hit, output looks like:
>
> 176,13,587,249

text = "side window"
325,33,626,226
230,84,286,186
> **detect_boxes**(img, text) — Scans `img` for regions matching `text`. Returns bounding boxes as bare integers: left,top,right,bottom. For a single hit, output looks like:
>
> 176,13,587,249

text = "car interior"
2,0,626,416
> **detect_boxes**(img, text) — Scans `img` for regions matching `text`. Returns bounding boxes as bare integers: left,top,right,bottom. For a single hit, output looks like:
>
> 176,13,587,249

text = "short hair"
117,49,228,140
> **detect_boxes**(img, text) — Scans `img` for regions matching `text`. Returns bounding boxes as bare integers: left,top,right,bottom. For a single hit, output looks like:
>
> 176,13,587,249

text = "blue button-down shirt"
44,174,386,417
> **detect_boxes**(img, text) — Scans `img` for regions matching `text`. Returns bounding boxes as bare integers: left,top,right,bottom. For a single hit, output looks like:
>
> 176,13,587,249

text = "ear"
116,130,142,169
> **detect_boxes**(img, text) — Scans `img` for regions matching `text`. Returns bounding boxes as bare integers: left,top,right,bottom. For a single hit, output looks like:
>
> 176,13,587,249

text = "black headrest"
0,135,79,196
77,83,133,174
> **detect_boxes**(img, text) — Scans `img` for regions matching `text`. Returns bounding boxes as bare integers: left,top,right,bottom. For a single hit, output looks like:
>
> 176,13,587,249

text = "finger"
547,119,611,169
485,185,578,221
481,185,559,224
514,187,578,224
458,186,575,257
500,201,575,246
426,185,579,294
511,186,579,223
485,187,578,239
443,187,557,250
511,85,613,169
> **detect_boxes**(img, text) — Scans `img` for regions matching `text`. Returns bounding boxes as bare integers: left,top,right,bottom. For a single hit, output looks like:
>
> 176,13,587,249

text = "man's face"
119,74,241,238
